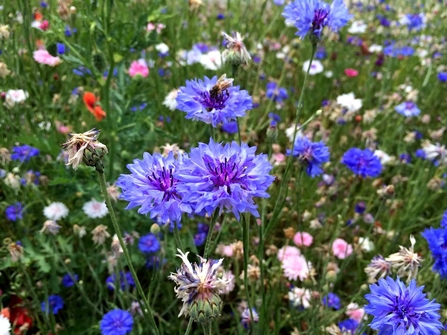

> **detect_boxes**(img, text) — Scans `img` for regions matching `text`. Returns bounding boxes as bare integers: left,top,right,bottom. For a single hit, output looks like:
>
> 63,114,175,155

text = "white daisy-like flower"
199,50,222,71
374,150,394,165
288,287,312,309
0,314,11,335
162,89,179,111
155,42,169,54
43,202,69,221
368,44,383,53
5,89,28,107
348,20,367,34
83,199,108,218
422,140,447,163
302,59,323,75
336,92,362,112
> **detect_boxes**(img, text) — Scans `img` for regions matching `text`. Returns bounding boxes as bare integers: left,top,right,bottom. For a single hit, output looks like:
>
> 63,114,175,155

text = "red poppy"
83,92,106,121
8,296,32,335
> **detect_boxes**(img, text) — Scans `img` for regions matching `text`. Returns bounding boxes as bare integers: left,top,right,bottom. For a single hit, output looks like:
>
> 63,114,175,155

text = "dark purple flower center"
200,89,229,111
312,8,330,35
203,155,246,193
405,102,415,110
147,167,180,201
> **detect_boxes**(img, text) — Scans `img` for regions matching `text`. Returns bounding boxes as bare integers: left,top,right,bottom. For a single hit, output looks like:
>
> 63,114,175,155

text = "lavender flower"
341,148,382,178
176,75,252,127
266,82,288,103
282,0,352,40
5,202,25,221
365,277,442,334
11,145,40,162
117,152,191,225
287,136,330,177
322,292,341,310
422,227,447,279
395,101,421,117
364,255,392,282
100,309,133,335
176,139,274,220
41,295,64,315
106,271,135,291
138,233,160,254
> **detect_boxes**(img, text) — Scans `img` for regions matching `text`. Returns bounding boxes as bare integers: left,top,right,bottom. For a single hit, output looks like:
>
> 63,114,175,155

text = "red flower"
8,296,32,335
83,92,106,121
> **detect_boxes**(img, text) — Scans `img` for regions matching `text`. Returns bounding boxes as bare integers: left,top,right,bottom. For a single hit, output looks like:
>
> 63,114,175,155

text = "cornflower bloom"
364,277,442,334
288,287,312,309
6,202,25,222
40,220,62,235
422,227,447,279
138,233,160,254
41,295,64,315
61,274,78,288
117,152,190,225
322,293,341,310
43,202,69,221
364,255,391,282
176,139,274,220
33,49,61,66
61,128,108,170
221,31,251,66
341,148,382,178
106,271,135,291
385,235,422,282
128,59,149,78
83,199,108,218
168,249,229,322
11,145,39,162
0,314,11,335
338,319,359,335
266,82,288,103
91,225,110,245
176,75,252,127
394,101,421,117
241,308,259,329
100,309,133,335
286,136,330,177
282,0,352,41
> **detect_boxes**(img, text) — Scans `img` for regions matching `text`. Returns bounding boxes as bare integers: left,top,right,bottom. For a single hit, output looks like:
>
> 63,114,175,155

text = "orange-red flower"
83,92,106,121
7,296,32,335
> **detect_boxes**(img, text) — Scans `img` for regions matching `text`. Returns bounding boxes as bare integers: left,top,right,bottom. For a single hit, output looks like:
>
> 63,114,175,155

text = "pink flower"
345,302,365,322
332,238,353,259
40,20,50,31
293,232,313,247
128,59,149,78
344,68,359,77
277,246,300,262
272,153,285,164
33,50,61,66
281,254,310,281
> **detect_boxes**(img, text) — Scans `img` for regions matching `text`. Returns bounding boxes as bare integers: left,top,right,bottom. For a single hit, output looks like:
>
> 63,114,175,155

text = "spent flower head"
364,255,392,283
221,31,251,66
385,235,422,283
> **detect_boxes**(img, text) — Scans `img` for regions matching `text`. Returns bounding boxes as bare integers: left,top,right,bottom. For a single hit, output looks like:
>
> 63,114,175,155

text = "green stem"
185,318,194,335
97,171,160,335
231,64,242,145
243,214,255,332
174,221,184,250
204,211,220,259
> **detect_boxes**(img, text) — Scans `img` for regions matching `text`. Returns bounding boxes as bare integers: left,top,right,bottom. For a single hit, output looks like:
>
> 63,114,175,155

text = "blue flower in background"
441,210,447,227
222,121,238,134
266,82,288,103
176,139,275,220
117,152,191,225
365,277,442,334
338,319,359,334
62,274,78,288
5,202,25,222
341,148,382,178
11,145,40,162
384,44,414,57
64,25,77,37
41,295,64,315
287,136,330,177
56,43,67,55
438,72,447,82
100,309,133,335
176,75,252,127
138,233,160,254
194,223,209,246
322,293,341,310
355,201,366,214
402,13,425,31
422,227,447,279
106,271,135,291
395,101,420,117
282,0,352,40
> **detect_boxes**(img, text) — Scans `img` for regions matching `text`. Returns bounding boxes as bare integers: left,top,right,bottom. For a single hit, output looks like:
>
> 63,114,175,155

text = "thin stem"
204,211,220,259
184,318,194,335
243,214,255,332
173,221,184,250
97,171,160,335
231,64,242,145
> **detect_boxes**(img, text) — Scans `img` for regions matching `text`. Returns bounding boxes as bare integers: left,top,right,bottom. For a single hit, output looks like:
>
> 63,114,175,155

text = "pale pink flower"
216,244,234,257
332,238,353,259
83,199,108,219
344,68,359,77
272,153,286,165
281,254,310,281
293,232,313,247
346,302,365,322
128,59,149,78
33,49,61,66
277,246,300,262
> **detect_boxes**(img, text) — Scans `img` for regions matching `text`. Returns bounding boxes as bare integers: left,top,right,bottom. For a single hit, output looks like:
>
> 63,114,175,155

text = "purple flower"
138,233,160,254
106,271,135,291
438,72,447,82
11,145,40,162
286,136,330,177
62,274,78,288
341,148,382,178
117,152,191,224
282,0,352,40
355,201,366,214
441,210,447,227
365,277,442,334
403,13,425,31
222,121,238,134
5,202,25,222
41,295,64,315
322,292,341,310
338,319,359,334
176,75,252,127
100,309,133,335
422,227,447,279
266,82,288,103
395,101,421,117
176,139,274,220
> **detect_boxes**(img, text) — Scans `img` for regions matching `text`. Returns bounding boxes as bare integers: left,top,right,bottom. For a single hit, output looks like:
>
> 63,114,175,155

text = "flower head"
395,101,421,117
221,31,251,66
0,314,11,335
168,249,229,322
176,139,274,220
365,277,442,334
176,75,252,127
100,309,133,335
281,254,310,281
138,233,161,254
241,308,259,329
282,0,352,40
91,224,110,245
11,145,39,162
117,152,190,225
62,274,78,288
293,232,313,247
287,136,330,177
83,92,106,121
40,220,62,235
33,49,61,66
41,295,64,315
365,255,392,282
422,227,447,279
266,82,288,103
332,238,353,259
341,148,382,178
322,293,341,310
43,202,69,221
83,199,108,218
385,235,422,282
128,59,149,78
288,287,312,309
106,271,135,291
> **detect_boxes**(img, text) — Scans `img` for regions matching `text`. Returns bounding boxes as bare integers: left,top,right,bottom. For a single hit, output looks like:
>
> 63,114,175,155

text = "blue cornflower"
265,82,288,103
176,75,252,127
282,0,352,40
365,277,442,334
399,153,411,164
197,223,209,234
241,308,259,329
100,309,133,335
145,255,166,269
56,43,67,55
222,121,238,134
64,25,77,37
338,319,359,334
322,293,341,310
438,72,447,82
315,46,327,59
40,1,48,8
341,148,382,178
11,145,40,162
5,202,25,221
286,136,330,177
415,149,426,159
402,13,425,31
395,101,420,117
106,271,135,291
268,112,281,122
41,295,64,315
117,152,191,225
194,232,207,246
176,139,275,220
274,0,285,5
441,210,447,227
384,44,414,57
422,227,447,278
216,13,225,20
62,274,78,288
138,233,160,254
355,201,366,214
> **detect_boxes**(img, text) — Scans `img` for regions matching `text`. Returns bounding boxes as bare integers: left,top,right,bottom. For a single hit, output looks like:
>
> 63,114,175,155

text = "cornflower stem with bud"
97,170,160,335
204,211,220,259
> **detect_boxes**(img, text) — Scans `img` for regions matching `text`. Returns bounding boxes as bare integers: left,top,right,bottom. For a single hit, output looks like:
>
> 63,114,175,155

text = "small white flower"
368,44,383,53
162,89,179,111
199,50,222,70
336,92,362,112
155,42,169,54
374,150,393,165
358,237,375,252
285,125,303,143
303,59,323,75
40,220,62,235
324,70,333,78
348,20,367,34
288,287,311,309
83,199,108,218
422,140,447,163
0,314,11,335
5,89,28,107
43,202,69,221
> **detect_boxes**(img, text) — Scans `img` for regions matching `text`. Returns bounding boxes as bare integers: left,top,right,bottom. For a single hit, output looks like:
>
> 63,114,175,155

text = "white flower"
374,150,393,165
155,42,169,54
43,202,69,221
40,220,62,235
83,199,108,218
163,89,179,111
303,59,323,75
0,314,11,335
336,92,362,112
358,237,375,252
285,125,303,142
5,89,28,107
199,50,222,70
288,287,311,308
422,141,447,163
348,20,367,34
368,44,383,53
324,70,333,78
